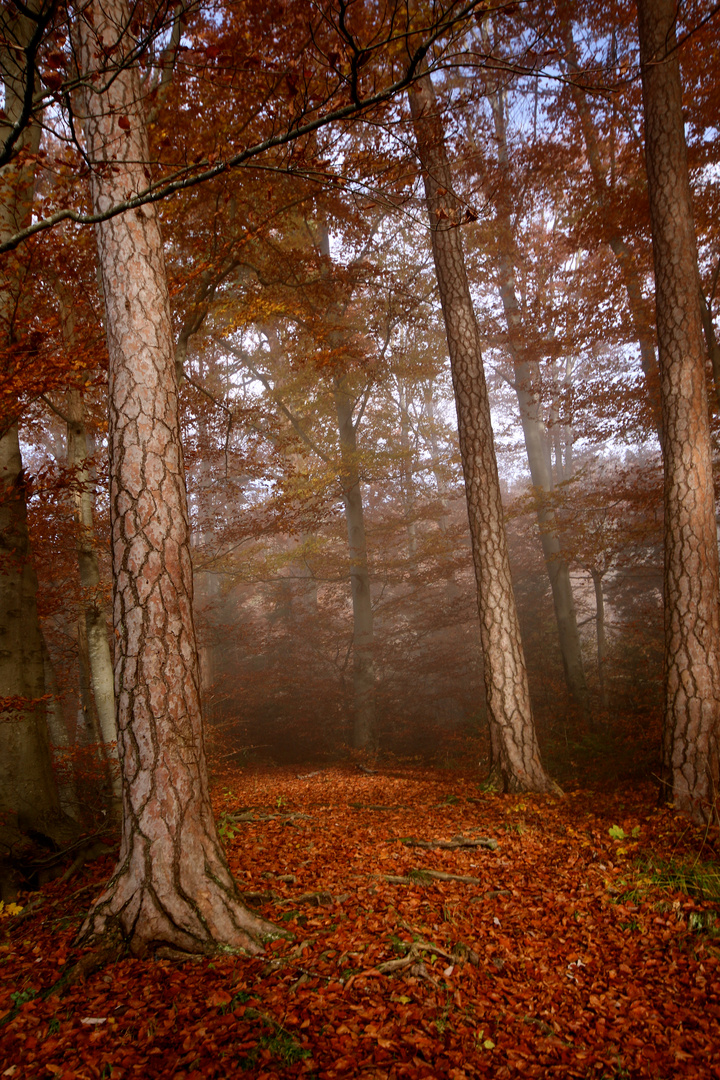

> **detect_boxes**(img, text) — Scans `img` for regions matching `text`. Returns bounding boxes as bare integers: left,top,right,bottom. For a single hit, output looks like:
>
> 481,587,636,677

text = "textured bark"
638,0,720,822
334,379,376,750
74,0,279,954
0,2,63,835
561,23,664,443
487,84,591,722
409,70,556,793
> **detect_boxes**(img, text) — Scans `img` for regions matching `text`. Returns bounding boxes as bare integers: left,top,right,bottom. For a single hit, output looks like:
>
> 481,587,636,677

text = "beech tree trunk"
74,0,279,954
334,379,376,750
0,2,64,839
409,69,556,793
487,84,591,722
637,0,720,822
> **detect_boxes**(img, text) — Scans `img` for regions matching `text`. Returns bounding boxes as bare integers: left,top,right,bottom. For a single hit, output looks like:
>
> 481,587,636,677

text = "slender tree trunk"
334,380,376,750
66,387,120,799
590,569,609,710
409,69,557,793
0,427,63,832
637,0,720,823
41,633,81,820
397,379,418,558
0,2,64,839
74,0,279,954
487,84,591,722
699,288,720,410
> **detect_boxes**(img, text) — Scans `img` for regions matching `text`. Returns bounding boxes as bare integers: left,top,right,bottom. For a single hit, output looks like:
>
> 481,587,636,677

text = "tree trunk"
637,0,720,823
0,1,64,839
66,386,120,803
397,378,418,558
590,569,608,711
74,0,279,955
487,83,591,722
408,69,557,793
333,379,376,750
0,427,63,833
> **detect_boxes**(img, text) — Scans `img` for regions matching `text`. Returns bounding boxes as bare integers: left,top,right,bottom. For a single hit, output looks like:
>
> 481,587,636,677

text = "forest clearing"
1,765,719,1079
3,1,720,1074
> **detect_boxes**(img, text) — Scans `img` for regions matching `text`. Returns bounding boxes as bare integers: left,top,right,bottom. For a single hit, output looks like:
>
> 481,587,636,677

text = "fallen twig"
400,835,498,852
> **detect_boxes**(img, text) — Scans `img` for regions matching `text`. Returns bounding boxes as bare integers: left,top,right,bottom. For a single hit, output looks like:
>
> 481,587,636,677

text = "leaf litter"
1,766,719,1078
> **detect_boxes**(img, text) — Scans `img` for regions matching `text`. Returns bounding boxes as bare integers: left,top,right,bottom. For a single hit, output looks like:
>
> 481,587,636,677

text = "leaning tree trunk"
637,0,720,823
0,1,64,840
334,379,376,750
409,69,557,793
487,84,591,722
74,0,279,955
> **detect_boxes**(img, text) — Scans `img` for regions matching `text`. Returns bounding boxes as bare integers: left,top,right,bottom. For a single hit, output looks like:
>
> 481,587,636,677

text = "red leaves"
1,769,720,1077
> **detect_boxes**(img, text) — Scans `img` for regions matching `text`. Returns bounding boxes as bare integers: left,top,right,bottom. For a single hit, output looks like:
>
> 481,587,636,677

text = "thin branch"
0,0,486,255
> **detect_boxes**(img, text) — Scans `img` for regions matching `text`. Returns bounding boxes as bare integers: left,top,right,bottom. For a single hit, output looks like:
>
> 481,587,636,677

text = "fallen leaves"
1,767,719,1077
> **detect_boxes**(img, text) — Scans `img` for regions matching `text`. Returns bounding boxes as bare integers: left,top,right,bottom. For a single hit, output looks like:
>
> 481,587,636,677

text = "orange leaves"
1,767,720,1077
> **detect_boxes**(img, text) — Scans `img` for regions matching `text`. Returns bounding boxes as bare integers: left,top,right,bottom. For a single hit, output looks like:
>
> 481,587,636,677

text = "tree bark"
408,69,557,793
487,82,591,722
637,0,720,823
74,0,279,954
0,1,64,838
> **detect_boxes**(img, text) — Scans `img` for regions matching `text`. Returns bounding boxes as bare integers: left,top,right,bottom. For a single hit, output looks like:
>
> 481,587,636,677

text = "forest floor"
1,765,719,1079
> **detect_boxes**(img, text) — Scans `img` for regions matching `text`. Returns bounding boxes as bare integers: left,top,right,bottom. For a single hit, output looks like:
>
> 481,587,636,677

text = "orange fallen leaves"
1,767,719,1077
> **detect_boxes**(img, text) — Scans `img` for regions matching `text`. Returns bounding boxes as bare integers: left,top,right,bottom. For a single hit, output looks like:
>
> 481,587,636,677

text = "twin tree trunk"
408,69,557,793
637,0,720,822
75,0,277,954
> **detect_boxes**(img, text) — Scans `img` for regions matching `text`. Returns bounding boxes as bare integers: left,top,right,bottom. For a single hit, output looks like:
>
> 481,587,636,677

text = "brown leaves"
1,768,719,1077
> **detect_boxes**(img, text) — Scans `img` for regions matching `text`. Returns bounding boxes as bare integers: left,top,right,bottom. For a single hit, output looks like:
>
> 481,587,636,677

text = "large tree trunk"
637,0,720,823
0,1,64,840
408,70,557,793
74,0,279,955
487,83,591,722
333,379,376,750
